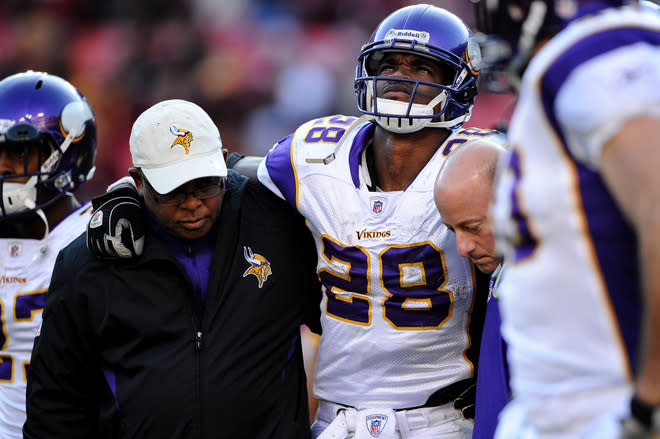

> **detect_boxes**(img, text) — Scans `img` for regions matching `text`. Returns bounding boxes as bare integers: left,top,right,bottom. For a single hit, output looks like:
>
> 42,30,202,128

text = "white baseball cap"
129,99,227,194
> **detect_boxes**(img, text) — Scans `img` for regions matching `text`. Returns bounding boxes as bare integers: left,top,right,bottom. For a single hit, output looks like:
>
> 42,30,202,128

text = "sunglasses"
142,174,226,206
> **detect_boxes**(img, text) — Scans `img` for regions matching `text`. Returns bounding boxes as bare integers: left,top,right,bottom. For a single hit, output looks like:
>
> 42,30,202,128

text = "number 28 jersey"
258,115,500,408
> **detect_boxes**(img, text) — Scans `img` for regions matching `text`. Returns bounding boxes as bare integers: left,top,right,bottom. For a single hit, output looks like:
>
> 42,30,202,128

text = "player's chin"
475,257,499,275
174,219,213,240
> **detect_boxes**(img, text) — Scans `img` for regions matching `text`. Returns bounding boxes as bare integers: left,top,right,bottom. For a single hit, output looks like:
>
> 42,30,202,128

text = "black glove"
453,382,476,420
618,396,660,439
86,184,145,259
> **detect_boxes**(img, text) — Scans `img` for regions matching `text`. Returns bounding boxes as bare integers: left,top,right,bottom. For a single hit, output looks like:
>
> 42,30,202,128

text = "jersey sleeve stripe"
540,26,660,152
348,122,376,188
536,26,656,376
263,134,299,207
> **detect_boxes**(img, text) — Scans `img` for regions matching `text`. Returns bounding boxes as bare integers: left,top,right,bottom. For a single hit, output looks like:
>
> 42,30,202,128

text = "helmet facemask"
0,125,54,217
357,54,475,133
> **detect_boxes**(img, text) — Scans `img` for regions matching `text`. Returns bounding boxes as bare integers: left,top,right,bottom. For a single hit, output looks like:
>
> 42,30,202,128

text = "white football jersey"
258,115,503,408
0,203,92,439
491,5,660,436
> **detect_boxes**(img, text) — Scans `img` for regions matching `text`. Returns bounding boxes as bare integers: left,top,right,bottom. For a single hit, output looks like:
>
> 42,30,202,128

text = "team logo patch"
169,125,194,154
242,246,272,288
365,414,388,437
89,210,103,229
8,241,23,257
371,197,385,214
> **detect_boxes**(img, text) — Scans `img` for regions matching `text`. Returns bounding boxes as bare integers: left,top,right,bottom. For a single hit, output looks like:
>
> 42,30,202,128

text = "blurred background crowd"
0,0,514,202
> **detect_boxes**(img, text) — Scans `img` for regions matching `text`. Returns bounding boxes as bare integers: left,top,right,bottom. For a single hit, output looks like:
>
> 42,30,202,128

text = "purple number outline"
0,290,47,383
319,236,454,329
506,149,539,262
381,242,453,329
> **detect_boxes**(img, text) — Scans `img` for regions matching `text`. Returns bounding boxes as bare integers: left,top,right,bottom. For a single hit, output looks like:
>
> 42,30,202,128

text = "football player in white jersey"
0,71,97,439
257,5,504,438
477,0,660,437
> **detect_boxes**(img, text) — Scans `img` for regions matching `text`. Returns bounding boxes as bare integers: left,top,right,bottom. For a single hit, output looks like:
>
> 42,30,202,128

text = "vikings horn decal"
242,246,272,288
169,125,193,154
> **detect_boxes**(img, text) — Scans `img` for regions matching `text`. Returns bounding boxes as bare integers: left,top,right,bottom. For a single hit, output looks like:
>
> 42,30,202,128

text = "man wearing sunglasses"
24,99,322,438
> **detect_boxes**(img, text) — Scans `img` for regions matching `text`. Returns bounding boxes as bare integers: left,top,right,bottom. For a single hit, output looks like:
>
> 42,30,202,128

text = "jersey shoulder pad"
439,126,507,157
290,114,363,161
452,126,506,144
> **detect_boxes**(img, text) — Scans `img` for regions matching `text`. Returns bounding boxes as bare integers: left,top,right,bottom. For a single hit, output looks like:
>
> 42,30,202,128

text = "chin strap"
372,90,448,133
27,125,81,254
32,207,50,257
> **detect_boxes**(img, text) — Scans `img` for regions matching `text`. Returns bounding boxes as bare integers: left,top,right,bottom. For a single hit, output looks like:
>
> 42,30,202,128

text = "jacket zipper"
194,326,204,439
183,242,205,439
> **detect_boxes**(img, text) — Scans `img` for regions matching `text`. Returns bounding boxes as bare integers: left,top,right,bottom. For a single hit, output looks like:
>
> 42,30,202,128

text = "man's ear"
128,168,144,196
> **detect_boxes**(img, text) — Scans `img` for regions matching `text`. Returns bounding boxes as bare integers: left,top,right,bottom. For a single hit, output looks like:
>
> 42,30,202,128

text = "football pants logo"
365,413,388,437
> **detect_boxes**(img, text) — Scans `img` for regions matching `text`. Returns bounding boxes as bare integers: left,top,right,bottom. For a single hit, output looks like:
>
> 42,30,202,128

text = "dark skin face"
369,53,453,192
0,142,42,184
0,141,79,238
375,52,449,105
129,168,224,241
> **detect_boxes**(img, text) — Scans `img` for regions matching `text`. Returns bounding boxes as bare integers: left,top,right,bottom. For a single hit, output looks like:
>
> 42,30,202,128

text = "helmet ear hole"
5,123,40,143
457,84,479,103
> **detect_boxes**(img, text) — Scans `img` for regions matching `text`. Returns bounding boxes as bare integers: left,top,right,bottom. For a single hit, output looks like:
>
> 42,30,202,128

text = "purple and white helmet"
355,4,482,133
0,71,96,217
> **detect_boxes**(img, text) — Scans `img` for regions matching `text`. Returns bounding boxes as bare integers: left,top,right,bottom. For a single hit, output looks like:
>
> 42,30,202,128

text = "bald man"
434,139,504,275
433,138,508,439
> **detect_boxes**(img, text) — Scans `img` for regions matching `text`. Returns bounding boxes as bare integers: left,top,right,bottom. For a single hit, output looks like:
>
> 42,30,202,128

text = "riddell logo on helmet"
385,29,430,44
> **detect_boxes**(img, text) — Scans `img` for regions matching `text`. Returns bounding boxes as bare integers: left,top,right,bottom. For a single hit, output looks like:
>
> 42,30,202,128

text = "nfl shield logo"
365,414,388,437
9,241,22,257
372,200,383,214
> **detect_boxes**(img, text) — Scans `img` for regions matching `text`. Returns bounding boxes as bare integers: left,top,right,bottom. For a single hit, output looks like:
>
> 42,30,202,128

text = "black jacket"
24,171,322,439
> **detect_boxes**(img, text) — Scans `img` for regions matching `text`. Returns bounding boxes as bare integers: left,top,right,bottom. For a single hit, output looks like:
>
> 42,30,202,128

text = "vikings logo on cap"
169,125,194,154
243,246,272,288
